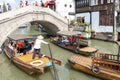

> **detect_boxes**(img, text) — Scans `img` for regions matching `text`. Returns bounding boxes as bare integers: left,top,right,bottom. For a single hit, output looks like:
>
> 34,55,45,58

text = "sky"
0,0,46,9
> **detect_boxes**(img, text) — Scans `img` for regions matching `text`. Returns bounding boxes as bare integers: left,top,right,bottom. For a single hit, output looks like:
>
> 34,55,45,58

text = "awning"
57,31,81,36
8,34,33,41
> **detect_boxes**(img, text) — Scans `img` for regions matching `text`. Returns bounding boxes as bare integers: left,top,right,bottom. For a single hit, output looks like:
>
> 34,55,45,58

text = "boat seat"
79,47,97,53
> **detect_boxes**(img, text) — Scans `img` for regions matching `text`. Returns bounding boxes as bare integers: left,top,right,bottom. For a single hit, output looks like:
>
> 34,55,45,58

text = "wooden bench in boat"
93,59,120,73
79,47,98,54
69,55,92,67
92,52,120,73
94,52,120,63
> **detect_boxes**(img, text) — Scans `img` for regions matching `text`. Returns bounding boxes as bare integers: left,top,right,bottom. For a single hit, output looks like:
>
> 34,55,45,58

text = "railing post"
117,46,120,62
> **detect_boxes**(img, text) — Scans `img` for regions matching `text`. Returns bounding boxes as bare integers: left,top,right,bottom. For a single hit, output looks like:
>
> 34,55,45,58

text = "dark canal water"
0,27,118,80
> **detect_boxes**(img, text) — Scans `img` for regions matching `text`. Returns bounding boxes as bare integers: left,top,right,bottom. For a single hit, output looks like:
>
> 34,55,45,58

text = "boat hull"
68,55,120,80
51,37,97,56
4,45,61,75
4,47,44,75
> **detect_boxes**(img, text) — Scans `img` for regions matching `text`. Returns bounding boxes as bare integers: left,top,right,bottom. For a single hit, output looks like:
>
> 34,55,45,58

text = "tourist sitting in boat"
27,42,34,54
8,41,14,54
9,40,14,50
57,35,62,44
78,34,83,40
22,40,32,55
17,40,23,53
68,35,73,45
72,35,77,47
60,36,69,45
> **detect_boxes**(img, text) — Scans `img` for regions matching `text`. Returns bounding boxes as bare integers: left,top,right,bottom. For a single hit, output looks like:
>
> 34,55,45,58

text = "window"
77,17,85,23
69,5,72,8
76,0,89,8
65,16,67,19
107,0,110,3
103,0,107,4
111,0,114,3
99,11,113,26
95,0,98,5
64,4,67,7
101,0,104,4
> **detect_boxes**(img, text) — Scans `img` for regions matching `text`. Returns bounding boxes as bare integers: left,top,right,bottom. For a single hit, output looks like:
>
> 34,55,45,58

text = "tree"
3,2,7,12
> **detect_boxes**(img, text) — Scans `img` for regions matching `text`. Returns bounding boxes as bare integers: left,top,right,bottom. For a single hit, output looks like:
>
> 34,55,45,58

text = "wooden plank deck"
79,47,97,53
70,55,92,67
17,53,50,66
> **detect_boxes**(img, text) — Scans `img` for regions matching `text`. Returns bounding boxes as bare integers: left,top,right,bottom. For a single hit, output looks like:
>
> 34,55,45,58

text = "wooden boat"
51,33,98,56
3,34,61,75
68,52,120,80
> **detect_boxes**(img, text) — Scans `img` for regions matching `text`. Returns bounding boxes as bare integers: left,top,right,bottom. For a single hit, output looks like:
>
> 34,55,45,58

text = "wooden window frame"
99,11,113,26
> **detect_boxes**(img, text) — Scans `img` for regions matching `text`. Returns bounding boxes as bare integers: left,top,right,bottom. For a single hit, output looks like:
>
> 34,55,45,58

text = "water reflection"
88,39,118,55
0,27,118,80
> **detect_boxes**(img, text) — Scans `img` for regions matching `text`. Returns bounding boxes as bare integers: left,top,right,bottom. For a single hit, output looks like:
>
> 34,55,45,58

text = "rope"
48,44,59,80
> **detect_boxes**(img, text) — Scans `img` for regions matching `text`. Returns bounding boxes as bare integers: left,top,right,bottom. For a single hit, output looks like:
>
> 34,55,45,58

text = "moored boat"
51,31,98,56
3,34,61,75
68,52,120,80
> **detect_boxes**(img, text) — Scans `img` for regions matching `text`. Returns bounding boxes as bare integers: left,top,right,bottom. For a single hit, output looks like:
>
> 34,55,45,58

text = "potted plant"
70,20,75,26
84,24,91,39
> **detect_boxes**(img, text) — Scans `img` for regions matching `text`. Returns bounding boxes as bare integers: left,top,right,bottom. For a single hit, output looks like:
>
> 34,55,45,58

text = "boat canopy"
7,34,34,41
57,31,81,36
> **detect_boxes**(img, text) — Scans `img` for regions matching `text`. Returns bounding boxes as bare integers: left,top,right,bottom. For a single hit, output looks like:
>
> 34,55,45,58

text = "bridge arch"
0,6,68,47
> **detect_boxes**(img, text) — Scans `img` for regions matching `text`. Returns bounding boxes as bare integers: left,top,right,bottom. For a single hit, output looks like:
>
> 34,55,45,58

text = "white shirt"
34,39,48,49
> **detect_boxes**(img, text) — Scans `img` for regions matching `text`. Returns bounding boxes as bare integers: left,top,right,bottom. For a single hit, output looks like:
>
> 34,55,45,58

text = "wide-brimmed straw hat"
37,35,44,40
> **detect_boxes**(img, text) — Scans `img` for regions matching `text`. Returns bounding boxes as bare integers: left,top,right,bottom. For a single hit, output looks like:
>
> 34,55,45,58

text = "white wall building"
55,0,75,21
75,0,116,33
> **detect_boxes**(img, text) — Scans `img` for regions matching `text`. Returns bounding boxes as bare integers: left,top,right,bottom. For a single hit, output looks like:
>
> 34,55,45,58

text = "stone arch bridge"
0,6,68,47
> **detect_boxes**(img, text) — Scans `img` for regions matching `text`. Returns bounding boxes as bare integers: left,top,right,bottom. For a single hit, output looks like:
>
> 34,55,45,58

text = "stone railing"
0,5,67,24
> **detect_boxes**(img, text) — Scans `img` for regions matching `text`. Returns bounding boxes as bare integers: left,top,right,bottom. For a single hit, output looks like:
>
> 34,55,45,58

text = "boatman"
32,35,48,59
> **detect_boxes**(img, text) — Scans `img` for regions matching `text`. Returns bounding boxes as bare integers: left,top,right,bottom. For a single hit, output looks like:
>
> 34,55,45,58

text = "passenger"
72,36,77,47
78,34,83,40
60,36,65,45
72,36,76,44
57,35,62,44
68,36,73,45
9,41,13,50
28,42,34,54
61,36,69,45
32,35,48,59
17,41,23,53
23,40,31,55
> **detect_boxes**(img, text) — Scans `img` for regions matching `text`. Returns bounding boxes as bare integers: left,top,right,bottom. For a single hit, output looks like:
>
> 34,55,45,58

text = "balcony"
76,4,114,13
91,4,113,11
76,6,90,13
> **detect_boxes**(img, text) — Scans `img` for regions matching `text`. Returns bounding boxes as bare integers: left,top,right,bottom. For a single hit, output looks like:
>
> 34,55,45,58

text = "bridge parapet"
0,6,68,24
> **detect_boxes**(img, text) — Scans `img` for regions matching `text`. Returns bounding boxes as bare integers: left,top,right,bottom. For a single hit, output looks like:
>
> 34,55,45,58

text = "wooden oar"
48,44,59,80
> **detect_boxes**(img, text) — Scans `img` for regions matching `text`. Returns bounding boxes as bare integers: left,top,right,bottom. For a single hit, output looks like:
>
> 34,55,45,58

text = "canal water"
0,27,118,80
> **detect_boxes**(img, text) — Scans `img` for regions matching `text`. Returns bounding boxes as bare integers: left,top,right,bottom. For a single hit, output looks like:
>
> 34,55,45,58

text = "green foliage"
70,20,75,26
77,22,90,27
85,29,92,33
3,2,7,12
